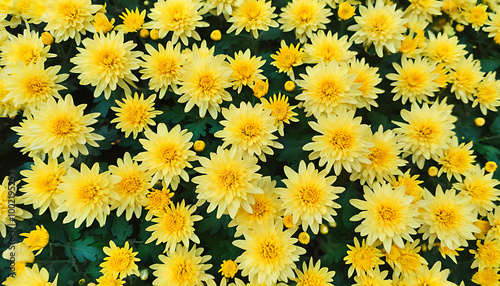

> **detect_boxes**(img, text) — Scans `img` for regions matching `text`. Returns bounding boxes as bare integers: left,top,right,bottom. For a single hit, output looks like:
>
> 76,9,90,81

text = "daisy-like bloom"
348,0,407,57
227,49,266,93
437,137,475,182
278,0,332,43
0,177,31,238
146,200,202,253
466,4,489,31
484,11,500,44
404,0,442,23
391,170,424,203
135,123,196,189
204,0,238,19
260,93,298,136
344,237,384,278
350,182,422,252
20,225,49,252
56,163,117,228
193,146,263,219
0,29,54,72
472,71,500,115
177,53,232,119
338,1,356,20
449,55,484,104
215,102,283,161
453,164,500,216
19,157,72,221
296,60,360,118
150,244,216,286
471,238,500,269
303,108,373,175
41,0,101,45
278,160,344,234
115,8,146,33
294,258,335,286
144,0,209,45
140,42,186,98
472,267,500,286
270,40,305,81
226,0,279,39
143,187,174,221
70,31,143,100
2,264,57,286
92,13,115,33
228,176,281,237
111,93,162,139
108,152,153,220
423,32,467,67
12,95,104,160
349,58,383,111
353,268,392,286
303,30,357,64
418,186,480,250
385,240,427,278
100,241,140,279
386,56,440,104
233,221,306,285
253,78,269,98
403,262,456,286
393,100,456,169
350,126,407,186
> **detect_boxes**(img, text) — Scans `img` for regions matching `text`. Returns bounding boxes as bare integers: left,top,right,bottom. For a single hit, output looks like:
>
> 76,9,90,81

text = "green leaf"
111,215,133,244
71,236,99,263
490,115,500,135
185,117,213,141
480,57,500,73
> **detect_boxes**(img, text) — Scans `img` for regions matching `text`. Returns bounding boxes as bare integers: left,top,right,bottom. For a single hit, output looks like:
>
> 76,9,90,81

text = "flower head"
385,240,427,277
227,49,266,93
143,188,175,221
450,55,484,104
260,93,298,136
344,237,384,277
20,225,49,252
116,8,145,33
270,40,305,81
471,238,500,269
294,258,335,286
227,0,279,39
437,137,475,182
349,57,383,111
2,264,57,286
472,71,500,115
472,267,500,286
92,13,115,33
100,241,140,279
303,30,356,64
424,32,467,67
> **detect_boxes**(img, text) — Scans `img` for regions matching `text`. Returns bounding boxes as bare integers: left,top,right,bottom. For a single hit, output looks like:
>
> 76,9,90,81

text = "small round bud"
78,279,85,285
475,117,485,126
144,0,150,5
485,161,498,173
193,140,206,152
328,221,337,228
298,232,310,244
428,166,438,177
140,269,149,280
338,2,356,20
150,29,160,40
283,215,294,228
41,32,54,45
319,224,329,234
455,24,464,32
210,29,222,41
140,28,150,38
284,80,295,92
253,79,269,98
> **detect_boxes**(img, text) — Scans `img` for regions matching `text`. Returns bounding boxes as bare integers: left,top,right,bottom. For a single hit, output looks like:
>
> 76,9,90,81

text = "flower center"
259,239,280,261
242,123,260,138
330,131,353,150
101,51,122,72
122,176,143,194
175,261,194,282
62,3,82,23
353,248,374,270
251,200,268,218
321,81,342,100
219,170,238,189
27,79,50,97
110,250,131,271
220,260,238,278
44,174,61,193
379,206,397,221
160,146,179,164
367,146,387,166
270,101,288,122
82,184,100,203
54,119,74,135
299,187,319,205
163,211,186,232
126,106,148,126
19,45,40,65
404,71,425,89
158,58,178,77
398,252,421,272
199,75,215,95
435,208,455,225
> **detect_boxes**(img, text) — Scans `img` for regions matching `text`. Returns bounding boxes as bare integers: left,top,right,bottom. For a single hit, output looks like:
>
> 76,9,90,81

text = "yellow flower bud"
428,166,438,177
140,269,149,280
210,29,222,41
140,28,150,38
193,140,205,152
41,32,54,45
284,80,295,92
144,0,150,5
485,161,498,173
78,279,86,285
455,23,465,32
150,29,160,40
253,79,269,98
338,2,356,20
298,232,310,244
283,215,294,228
319,224,329,234
475,117,485,126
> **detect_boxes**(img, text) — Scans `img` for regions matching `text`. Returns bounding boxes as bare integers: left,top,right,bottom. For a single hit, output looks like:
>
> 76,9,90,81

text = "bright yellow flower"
227,49,266,93
143,188,174,221
385,240,427,277
253,78,269,98
260,93,298,136
472,71,500,115
227,0,279,39
344,237,384,277
92,12,115,33
349,57,383,111
471,238,500,269
2,264,57,286
437,136,475,182
467,4,489,30
391,169,424,203
404,0,443,23
20,225,49,252
270,40,304,81
219,259,238,278
115,8,146,33
472,267,500,286
488,206,500,241
338,2,356,20
403,262,455,286
424,32,467,67
304,30,356,64
205,0,238,19
450,54,484,104
294,258,335,286
353,267,392,286
484,11,500,44
100,241,140,279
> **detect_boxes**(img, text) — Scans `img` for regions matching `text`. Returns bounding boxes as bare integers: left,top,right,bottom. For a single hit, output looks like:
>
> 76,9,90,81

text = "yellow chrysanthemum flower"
140,42,187,98
270,40,305,81
344,237,384,278
351,182,422,252
177,53,232,119
100,241,140,279
215,102,283,161
233,221,306,285
150,244,215,286
472,71,500,115
227,49,266,93
70,31,143,100
2,241,34,264
56,163,117,228
20,225,49,252
205,0,238,19
0,76,19,118
143,187,174,221
348,0,407,57
353,267,392,286
454,164,500,216
19,157,72,221
108,152,152,220
2,264,57,286
484,11,500,44
228,176,281,237
349,57,383,111
110,93,162,139
253,78,269,98
296,60,360,118
471,238,500,269
115,8,146,33
450,55,484,104
144,0,209,45
488,206,500,241
92,12,115,34
303,108,374,175
391,169,424,203
304,30,356,64
404,0,443,23
193,146,263,219
437,136,475,182
385,240,427,277
393,100,456,169
41,0,101,45
418,186,480,250
146,200,202,253
350,126,407,186
278,0,332,43
401,262,454,286
424,32,467,67
12,95,104,160
386,56,440,104
466,4,489,31
338,2,356,20
472,267,500,286
227,0,279,39
260,93,298,136
294,258,335,286
278,160,344,234
220,259,239,281
135,123,196,189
